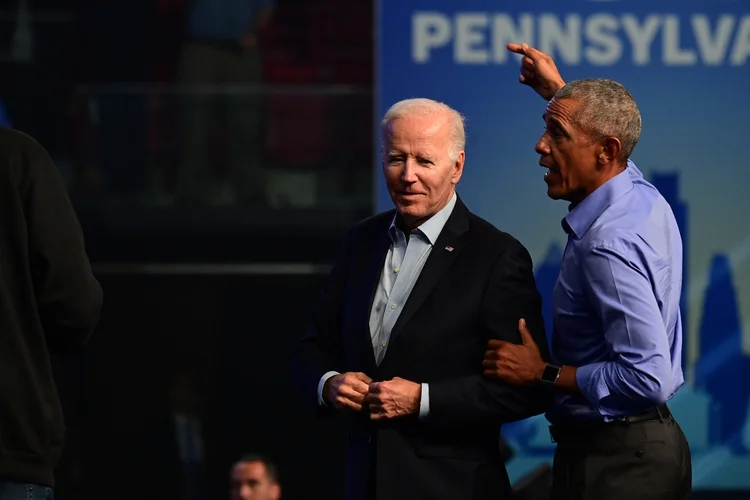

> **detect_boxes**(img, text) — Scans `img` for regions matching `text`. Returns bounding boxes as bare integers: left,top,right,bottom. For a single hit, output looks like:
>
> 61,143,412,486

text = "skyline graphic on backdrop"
377,0,750,489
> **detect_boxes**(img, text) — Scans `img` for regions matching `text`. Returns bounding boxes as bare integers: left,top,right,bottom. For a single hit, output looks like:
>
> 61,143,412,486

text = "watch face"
542,364,561,383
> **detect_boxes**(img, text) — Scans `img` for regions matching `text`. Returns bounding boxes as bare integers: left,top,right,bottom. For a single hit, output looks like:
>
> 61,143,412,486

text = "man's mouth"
542,164,560,180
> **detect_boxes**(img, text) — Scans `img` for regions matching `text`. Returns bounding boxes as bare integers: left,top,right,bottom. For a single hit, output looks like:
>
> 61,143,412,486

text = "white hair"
381,98,466,161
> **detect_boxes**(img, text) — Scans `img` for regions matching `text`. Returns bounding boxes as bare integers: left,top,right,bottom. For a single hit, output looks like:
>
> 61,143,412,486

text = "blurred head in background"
230,454,281,500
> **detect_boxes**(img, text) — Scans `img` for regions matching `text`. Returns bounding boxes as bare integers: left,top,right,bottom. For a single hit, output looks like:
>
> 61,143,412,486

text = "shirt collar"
389,192,457,245
562,160,639,238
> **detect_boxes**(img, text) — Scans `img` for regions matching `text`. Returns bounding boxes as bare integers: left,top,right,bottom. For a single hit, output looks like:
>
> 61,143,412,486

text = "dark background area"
0,0,746,498
53,272,350,500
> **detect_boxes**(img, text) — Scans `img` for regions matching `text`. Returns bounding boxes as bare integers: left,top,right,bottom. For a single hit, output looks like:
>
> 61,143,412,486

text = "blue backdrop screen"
376,0,750,488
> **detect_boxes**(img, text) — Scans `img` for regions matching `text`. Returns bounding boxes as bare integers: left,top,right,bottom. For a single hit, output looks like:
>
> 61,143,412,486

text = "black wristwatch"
540,364,562,385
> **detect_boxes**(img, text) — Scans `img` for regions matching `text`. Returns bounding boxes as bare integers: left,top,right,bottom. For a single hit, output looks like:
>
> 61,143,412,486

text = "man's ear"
597,137,622,165
451,151,466,185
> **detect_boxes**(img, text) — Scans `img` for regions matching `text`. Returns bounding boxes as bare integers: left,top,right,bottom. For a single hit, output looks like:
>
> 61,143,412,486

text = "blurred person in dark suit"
294,98,552,500
176,0,273,206
230,454,281,500
141,371,208,500
0,128,102,499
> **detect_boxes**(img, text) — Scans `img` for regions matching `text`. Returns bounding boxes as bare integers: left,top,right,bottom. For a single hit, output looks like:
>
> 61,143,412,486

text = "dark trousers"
0,482,53,500
550,414,692,500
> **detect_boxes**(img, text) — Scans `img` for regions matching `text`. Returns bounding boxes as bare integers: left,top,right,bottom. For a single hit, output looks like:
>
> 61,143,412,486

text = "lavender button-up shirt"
547,161,685,424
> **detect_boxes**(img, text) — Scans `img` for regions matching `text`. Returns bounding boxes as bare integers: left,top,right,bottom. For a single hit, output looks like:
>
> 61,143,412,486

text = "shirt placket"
376,232,407,364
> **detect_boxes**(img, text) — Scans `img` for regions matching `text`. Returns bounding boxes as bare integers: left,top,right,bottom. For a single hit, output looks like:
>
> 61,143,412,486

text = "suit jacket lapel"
387,197,471,345
353,215,393,370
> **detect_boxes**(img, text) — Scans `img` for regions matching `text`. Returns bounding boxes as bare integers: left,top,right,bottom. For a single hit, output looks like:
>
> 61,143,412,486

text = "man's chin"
396,204,423,216
396,205,427,224
546,186,565,200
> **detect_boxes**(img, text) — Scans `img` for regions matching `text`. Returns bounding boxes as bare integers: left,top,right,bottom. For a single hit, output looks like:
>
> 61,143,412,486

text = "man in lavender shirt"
483,44,692,499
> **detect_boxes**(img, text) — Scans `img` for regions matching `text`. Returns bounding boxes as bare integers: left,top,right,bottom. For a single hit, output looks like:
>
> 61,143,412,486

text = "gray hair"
381,98,466,161
552,78,642,163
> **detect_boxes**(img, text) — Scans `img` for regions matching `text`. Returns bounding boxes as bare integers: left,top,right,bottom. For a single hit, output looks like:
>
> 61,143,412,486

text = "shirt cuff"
419,383,430,419
575,362,610,408
317,371,340,406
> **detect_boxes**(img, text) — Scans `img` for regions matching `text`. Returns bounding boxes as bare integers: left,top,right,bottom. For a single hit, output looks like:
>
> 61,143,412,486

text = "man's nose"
401,159,418,182
535,135,549,156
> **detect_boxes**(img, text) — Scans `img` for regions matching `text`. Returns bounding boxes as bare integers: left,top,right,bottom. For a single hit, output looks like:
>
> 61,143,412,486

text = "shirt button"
381,342,387,348
394,267,400,273
391,304,396,310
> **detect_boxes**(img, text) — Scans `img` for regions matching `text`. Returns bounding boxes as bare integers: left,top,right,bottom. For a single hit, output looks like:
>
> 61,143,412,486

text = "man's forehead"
545,97,580,119
385,141,437,152
233,461,267,478
387,114,450,136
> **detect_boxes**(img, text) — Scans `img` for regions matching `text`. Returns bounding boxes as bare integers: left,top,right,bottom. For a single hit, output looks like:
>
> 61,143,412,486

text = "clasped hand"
325,373,420,420
366,377,421,421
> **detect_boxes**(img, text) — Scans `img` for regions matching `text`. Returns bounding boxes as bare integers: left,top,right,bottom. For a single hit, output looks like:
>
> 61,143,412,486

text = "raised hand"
507,43,566,101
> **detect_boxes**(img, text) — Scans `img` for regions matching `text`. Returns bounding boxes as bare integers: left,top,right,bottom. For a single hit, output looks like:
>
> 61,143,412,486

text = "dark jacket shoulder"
0,126,59,188
345,201,531,264
351,209,395,235
468,212,530,252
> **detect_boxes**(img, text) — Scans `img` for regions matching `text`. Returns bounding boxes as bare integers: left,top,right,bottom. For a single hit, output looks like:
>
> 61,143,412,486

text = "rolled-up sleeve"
575,240,673,417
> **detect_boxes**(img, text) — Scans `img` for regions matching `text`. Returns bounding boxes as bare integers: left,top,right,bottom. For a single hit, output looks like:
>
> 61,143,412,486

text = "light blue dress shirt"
548,161,685,423
317,193,458,418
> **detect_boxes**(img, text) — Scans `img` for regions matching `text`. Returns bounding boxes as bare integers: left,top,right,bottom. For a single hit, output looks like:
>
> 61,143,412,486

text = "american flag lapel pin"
445,246,454,252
